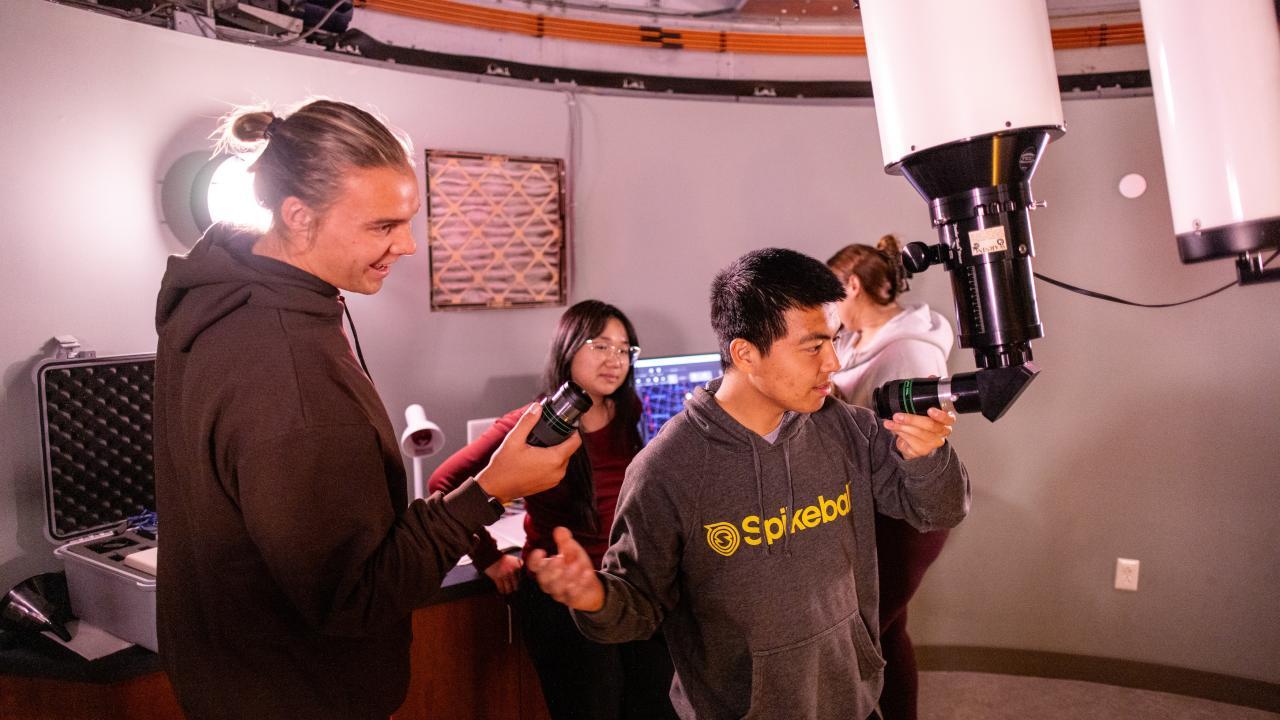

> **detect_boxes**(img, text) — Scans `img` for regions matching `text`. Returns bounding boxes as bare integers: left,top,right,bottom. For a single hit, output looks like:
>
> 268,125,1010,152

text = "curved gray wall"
1,0,1275,684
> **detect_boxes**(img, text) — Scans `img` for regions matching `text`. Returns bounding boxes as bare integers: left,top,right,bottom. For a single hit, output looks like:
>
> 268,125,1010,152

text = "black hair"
541,299,642,532
710,247,847,370
542,299,642,447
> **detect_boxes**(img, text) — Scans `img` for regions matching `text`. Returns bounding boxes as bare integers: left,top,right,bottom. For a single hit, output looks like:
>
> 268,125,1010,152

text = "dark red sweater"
429,406,634,569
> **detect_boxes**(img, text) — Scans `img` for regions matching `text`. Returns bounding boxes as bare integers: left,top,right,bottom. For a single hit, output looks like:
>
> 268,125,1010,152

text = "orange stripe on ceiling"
362,0,1141,57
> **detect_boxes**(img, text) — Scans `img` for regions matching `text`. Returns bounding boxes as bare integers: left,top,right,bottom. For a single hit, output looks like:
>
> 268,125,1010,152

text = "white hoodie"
832,303,954,409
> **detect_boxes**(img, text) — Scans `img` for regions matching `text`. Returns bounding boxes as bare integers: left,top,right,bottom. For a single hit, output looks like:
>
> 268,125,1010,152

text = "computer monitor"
633,352,722,445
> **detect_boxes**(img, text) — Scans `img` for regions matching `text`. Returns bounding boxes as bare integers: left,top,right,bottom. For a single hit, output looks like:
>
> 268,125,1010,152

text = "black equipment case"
36,345,159,651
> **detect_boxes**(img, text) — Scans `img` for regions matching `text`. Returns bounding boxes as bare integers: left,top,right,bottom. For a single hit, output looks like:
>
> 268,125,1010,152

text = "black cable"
340,297,374,382
1034,248,1278,308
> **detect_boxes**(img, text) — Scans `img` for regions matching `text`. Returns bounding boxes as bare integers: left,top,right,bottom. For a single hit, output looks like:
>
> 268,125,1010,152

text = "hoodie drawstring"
782,442,795,557
750,441,769,557
339,296,373,382
747,417,803,557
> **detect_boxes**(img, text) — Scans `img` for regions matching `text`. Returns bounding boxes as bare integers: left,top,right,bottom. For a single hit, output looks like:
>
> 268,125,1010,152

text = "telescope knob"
902,241,937,275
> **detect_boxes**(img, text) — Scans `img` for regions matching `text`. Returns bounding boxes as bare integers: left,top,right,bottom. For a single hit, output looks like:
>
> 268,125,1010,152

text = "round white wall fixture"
1118,173,1147,199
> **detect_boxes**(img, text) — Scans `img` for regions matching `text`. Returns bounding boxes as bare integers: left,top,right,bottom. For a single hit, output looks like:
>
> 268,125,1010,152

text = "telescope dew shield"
859,0,1063,170
1139,0,1280,272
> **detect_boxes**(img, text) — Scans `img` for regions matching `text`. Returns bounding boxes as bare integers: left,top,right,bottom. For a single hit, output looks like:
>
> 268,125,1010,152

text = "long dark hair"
542,299,642,531
543,300,642,445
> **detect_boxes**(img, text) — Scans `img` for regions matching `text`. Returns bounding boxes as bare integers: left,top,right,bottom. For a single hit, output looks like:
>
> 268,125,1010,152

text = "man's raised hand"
526,527,605,612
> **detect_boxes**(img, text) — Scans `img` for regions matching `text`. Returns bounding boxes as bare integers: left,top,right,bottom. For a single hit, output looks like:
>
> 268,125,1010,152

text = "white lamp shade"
400,404,445,458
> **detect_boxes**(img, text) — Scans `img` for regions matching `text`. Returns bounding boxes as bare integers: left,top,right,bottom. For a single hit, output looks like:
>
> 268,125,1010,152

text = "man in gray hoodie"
529,248,970,720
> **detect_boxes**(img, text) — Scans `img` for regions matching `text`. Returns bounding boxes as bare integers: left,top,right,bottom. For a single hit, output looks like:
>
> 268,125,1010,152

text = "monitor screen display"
633,352,722,445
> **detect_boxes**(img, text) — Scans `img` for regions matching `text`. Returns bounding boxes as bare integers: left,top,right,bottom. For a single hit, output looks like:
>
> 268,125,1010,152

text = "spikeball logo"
703,522,741,557
703,483,852,557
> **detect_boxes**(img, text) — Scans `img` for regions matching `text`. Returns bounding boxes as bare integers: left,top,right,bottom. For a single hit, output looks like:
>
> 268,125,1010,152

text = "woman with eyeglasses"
429,299,677,720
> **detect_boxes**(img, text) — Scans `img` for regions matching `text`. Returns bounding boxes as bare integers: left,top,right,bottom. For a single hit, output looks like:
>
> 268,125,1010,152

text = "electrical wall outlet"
1115,558,1140,591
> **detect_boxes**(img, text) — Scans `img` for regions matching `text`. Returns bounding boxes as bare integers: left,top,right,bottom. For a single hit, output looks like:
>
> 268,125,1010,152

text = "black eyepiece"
874,374,981,419
873,364,1039,423
526,381,593,447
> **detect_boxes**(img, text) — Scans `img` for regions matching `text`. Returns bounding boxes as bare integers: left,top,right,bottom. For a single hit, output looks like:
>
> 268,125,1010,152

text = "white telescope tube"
1139,0,1280,263
860,0,1064,168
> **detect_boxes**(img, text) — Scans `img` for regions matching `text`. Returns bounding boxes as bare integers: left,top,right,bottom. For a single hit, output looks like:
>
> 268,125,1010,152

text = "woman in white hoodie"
826,234,955,720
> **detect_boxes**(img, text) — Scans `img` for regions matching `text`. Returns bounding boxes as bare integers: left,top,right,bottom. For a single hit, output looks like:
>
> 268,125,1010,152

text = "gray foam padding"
39,357,155,540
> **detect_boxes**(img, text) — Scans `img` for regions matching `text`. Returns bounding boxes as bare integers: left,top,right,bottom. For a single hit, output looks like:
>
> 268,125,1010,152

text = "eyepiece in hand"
873,364,1039,423
527,380,593,447
874,374,981,419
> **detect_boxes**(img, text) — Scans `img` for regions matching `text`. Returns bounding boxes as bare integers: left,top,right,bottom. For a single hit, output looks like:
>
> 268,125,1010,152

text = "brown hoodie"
153,224,497,719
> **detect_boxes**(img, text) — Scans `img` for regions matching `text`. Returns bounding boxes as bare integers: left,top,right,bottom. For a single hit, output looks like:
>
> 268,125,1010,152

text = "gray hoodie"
573,377,970,720
832,303,954,409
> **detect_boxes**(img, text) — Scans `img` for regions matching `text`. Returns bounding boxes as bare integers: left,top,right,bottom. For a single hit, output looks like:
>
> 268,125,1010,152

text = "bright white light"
205,155,272,231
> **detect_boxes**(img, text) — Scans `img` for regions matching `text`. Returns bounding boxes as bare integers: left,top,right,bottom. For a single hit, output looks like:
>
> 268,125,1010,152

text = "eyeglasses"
582,338,641,363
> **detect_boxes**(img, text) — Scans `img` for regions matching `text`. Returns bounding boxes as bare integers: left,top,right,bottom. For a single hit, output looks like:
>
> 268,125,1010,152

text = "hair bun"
876,234,910,296
876,233,901,257
230,111,278,144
